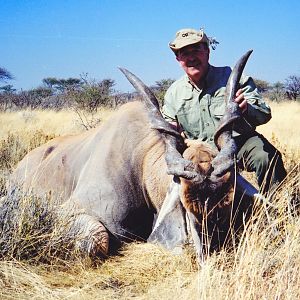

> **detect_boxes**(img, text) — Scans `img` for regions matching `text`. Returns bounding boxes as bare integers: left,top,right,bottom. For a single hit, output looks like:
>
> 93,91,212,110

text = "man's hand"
235,89,248,113
184,138,212,149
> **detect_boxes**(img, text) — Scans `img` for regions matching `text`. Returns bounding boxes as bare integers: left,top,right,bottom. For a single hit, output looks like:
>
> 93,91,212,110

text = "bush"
150,78,175,107
285,75,300,100
265,82,286,102
69,78,116,111
253,78,270,93
0,188,81,264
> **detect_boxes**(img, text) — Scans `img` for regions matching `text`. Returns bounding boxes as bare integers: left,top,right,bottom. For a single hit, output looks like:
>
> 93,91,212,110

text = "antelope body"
8,51,258,259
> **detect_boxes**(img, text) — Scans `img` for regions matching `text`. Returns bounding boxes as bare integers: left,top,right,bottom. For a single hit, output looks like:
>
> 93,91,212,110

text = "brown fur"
178,141,251,251
180,142,231,214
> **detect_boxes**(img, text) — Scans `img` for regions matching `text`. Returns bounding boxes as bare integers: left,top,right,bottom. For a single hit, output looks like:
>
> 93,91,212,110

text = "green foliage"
151,78,175,107
0,84,16,94
42,77,82,93
68,77,115,129
69,76,116,111
0,68,15,109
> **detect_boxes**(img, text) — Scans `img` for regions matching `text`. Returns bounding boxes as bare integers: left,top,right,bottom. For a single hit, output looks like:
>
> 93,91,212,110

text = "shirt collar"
185,64,213,92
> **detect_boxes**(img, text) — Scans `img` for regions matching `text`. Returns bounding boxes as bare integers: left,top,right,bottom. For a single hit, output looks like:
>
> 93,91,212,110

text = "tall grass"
257,100,300,169
0,102,299,299
0,107,114,139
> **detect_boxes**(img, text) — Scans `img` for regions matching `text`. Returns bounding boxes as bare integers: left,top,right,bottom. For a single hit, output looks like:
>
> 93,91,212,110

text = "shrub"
0,188,81,264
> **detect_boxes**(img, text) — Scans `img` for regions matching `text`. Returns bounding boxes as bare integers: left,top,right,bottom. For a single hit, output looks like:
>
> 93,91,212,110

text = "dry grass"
257,101,300,150
257,100,300,170
0,102,299,299
0,244,196,299
0,107,114,139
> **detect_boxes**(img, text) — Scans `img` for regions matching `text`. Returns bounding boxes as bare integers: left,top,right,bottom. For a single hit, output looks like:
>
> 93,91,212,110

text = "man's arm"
162,87,177,121
237,76,272,127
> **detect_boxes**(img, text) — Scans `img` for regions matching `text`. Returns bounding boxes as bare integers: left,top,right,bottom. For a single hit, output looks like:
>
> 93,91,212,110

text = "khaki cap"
169,28,209,53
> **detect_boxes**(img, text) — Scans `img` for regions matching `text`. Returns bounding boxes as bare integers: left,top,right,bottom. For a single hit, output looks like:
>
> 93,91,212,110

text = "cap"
169,28,210,53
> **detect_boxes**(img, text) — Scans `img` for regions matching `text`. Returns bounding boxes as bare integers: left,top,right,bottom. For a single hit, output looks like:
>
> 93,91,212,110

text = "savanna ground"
0,100,299,299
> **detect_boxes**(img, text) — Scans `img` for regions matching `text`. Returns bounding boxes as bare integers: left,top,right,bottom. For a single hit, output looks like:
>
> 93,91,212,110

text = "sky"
1,0,299,93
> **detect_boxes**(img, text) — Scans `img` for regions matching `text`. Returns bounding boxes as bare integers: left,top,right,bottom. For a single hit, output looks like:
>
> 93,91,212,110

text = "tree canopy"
0,67,13,82
285,75,300,100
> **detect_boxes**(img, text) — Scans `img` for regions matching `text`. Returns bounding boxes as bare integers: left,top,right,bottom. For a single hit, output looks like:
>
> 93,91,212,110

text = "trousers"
235,132,287,194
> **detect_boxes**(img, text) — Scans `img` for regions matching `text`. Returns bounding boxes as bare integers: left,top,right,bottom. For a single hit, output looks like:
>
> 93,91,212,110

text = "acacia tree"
0,85,17,110
0,67,13,82
285,75,300,100
0,68,15,110
151,78,175,107
67,77,116,129
42,77,82,93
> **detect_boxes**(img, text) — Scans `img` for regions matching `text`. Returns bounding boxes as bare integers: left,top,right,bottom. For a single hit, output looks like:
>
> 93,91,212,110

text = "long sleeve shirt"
162,64,271,145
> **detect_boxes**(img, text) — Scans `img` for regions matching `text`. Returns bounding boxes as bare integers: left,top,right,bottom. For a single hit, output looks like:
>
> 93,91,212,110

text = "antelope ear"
148,179,188,250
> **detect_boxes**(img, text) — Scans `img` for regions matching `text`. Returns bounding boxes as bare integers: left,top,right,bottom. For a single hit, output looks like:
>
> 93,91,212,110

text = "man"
162,28,286,194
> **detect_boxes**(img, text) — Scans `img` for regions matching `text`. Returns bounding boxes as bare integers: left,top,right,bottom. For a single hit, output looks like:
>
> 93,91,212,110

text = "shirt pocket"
176,110,201,139
210,98,225,127
180,89,194,101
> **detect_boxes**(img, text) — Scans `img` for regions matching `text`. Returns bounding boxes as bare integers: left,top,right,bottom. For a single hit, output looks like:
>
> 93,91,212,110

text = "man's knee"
238,134,274,164
237,133,287,190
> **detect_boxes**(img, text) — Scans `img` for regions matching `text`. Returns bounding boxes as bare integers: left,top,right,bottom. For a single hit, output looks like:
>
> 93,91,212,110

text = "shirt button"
202,108,206,111
206,123,210,126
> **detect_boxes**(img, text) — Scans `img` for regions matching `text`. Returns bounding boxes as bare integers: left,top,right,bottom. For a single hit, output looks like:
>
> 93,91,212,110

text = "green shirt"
162,64,271,144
